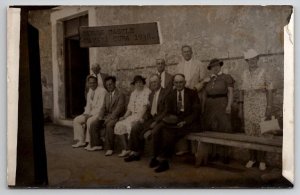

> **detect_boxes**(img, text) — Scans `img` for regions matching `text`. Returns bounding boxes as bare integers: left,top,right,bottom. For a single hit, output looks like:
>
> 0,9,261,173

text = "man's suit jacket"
144,88,168,124
165,87,200,127
98,88,126,121
84,86,107,116
164,72,173,93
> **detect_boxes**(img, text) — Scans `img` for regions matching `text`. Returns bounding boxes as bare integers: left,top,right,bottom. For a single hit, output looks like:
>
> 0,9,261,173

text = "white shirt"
109,90,115,97
92,73,104,88
108,90,115,103
183,60,193,85
157,71,166,88
84,86,107,116
177,59,204,89
151,88,161,116
177,89,185,112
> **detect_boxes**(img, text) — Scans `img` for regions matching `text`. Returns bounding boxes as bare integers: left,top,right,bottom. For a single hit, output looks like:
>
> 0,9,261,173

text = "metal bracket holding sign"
79,22,160,47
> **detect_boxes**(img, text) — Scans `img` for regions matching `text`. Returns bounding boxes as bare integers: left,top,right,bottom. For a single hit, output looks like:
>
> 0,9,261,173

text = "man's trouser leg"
89,119,105,147
73,115,87,143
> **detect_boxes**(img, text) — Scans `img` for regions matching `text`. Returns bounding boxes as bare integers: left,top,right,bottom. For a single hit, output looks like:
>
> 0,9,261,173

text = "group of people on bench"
72,45,274,172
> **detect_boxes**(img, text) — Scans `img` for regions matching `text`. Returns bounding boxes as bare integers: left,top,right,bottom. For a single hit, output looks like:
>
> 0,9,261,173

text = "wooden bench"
186,131,283,166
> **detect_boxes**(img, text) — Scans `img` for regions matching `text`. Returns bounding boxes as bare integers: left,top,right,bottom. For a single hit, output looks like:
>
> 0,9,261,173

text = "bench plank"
186,131,282,166
187,132,282,147
194,136,282,153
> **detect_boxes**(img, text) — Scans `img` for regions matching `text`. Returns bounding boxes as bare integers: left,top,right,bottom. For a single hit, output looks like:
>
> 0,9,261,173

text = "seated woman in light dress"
114,75,151,157
239,49,273,171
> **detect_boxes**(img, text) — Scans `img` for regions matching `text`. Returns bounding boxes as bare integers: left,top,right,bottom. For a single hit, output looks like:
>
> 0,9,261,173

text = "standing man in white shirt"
177,45,206,90
72,75,107,148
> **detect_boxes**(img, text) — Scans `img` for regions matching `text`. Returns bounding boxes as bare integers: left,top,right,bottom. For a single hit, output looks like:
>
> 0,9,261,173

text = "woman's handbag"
260,116,281,135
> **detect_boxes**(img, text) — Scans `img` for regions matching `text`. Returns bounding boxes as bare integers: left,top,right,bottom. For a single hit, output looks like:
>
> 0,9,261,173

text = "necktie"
109,93,113,112
151,92,158,116
177,91,183,113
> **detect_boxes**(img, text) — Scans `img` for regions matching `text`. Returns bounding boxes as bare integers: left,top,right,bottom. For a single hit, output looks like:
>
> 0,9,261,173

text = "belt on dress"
207,94,227,99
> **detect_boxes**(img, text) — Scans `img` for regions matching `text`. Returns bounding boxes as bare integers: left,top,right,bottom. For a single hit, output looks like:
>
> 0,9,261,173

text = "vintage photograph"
8,5,293,188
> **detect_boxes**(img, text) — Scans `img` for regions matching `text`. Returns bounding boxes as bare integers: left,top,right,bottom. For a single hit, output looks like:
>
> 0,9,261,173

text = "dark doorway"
64,15,89,119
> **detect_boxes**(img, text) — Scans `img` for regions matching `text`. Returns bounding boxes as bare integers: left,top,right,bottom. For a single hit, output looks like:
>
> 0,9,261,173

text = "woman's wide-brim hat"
207,58,224,70
131,75,146,85
244,49,259,59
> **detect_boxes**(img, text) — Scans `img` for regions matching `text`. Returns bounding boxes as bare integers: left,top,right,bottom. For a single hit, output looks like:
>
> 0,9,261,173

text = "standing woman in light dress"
239,49,273,171
114,75,151,157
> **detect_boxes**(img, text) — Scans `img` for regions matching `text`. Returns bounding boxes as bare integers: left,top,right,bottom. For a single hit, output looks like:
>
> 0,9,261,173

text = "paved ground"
44,123,291,188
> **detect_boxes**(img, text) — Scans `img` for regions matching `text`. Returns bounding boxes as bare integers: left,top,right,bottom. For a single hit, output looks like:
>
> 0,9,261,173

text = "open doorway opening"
64,15,89,119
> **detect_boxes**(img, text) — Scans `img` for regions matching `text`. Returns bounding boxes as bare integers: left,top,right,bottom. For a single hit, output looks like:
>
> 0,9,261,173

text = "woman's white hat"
244,49,259,59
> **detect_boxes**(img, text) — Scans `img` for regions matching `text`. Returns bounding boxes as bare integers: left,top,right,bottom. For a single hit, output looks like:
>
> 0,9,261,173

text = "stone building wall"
92,6,289,91
92,6,289,131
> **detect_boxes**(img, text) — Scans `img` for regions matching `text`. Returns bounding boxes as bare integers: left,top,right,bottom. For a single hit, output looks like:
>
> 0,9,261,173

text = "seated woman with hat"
114,75,151,157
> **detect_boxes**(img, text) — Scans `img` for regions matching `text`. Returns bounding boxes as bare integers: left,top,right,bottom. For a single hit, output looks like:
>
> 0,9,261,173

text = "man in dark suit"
88,76,126,154
85,63,109,98
124,74,168,162
150,73,201,172
156,58,173,93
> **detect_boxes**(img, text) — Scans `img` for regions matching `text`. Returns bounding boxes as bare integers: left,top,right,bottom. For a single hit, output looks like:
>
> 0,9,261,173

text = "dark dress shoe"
149,157,160,168
154,160,169,173
124,155,140,162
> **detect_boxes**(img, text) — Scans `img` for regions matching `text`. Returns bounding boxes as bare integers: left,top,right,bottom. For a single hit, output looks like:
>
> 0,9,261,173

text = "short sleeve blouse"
205,73,235,96
241,67,273,91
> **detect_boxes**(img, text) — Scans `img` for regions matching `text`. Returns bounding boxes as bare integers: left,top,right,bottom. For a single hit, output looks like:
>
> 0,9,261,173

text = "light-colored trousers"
73,115,98,143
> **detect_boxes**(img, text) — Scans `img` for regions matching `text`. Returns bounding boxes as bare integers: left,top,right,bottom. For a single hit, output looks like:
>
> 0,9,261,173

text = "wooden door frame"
51,6,97,126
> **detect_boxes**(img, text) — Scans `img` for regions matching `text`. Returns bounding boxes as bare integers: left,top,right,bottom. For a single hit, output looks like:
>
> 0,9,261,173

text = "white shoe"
105,150,113,156
94,146,103,150
72,142,86,148
245,160,256,168
84,144,92,150
118,150,130,157
259,162,267,171
86,146,103,151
